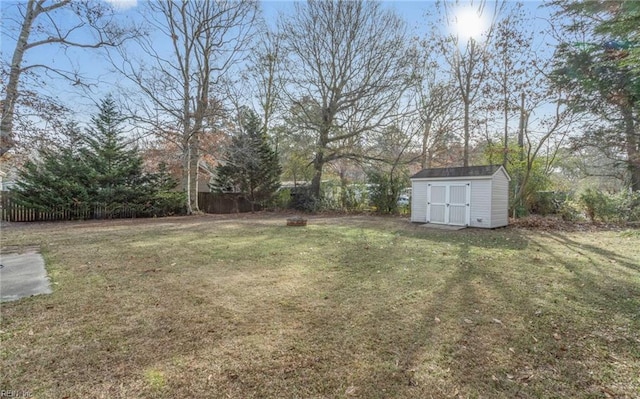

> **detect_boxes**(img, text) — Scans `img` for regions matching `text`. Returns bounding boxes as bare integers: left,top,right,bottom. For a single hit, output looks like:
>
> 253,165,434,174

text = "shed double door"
426,182,470,226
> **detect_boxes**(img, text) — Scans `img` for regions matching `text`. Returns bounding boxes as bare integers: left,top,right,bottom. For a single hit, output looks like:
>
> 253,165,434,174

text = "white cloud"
104,0,137,11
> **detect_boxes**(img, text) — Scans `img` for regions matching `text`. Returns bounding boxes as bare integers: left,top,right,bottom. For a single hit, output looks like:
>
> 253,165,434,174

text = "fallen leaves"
510,215,624,232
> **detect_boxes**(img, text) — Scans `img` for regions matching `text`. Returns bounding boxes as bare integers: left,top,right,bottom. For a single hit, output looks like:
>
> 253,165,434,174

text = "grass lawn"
1,214,639,398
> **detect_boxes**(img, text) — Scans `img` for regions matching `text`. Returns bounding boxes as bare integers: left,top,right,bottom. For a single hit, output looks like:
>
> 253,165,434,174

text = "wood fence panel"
1,192,139,222
198,192,260,214
1,191,261,221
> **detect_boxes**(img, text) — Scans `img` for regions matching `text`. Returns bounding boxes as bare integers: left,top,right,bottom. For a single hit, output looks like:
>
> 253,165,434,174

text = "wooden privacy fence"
198,192,260,214
1,192,137,222
0,192,258,222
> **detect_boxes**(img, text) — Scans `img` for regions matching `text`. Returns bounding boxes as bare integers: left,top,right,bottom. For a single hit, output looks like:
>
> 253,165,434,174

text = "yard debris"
509,215,625,232
143,268,161,273
434,317,441,323
463,318,473,324
492,318,503,325
286,216,308,226
520,373,535,382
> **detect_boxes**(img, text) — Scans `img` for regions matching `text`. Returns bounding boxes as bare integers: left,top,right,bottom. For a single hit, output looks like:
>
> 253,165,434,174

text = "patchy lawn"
1,214,639,398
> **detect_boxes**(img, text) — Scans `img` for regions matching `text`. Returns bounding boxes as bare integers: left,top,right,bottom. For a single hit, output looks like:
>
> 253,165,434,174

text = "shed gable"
410,165,510,228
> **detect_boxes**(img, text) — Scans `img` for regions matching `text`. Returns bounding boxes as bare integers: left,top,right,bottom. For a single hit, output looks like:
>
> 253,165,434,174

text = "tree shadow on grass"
541,230,639,272
286,225,640,398
2,220,639,398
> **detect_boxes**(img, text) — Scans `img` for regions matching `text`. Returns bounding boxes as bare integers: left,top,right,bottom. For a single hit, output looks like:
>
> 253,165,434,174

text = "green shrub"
336,183,365,212
558,199,583,222
272,188,292,210
531,191,570,215
620,190,640,222
142,191,187,217
289,186,318,212
366,169,408,215
579,188,640,223
319,180,342,210
580,188,610,222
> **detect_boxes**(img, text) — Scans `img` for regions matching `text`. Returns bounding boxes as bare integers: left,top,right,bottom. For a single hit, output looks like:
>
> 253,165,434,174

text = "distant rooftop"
410,165,503,179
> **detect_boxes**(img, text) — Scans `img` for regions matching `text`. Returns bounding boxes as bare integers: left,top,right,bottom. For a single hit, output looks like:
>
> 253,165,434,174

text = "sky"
0,0,557,128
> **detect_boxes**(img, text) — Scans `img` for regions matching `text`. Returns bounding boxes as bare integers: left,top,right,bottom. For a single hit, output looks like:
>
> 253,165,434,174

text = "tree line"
11,96,183,218
1,0,638,217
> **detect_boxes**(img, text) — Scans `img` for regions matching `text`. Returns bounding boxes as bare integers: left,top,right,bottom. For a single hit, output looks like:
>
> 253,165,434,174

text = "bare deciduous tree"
280,0,412,198
1,0,139,157
112,0,257,213
411,41,461,169
510,89,576,213
486,3,533,167
247,27,283,141
430,0,503,167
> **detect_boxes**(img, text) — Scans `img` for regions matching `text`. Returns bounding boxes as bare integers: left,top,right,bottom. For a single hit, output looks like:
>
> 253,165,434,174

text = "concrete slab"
419,223,467,231
0,250,52,302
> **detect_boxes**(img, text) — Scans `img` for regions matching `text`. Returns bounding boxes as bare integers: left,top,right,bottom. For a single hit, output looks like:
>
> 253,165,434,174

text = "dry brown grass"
1,214,639,398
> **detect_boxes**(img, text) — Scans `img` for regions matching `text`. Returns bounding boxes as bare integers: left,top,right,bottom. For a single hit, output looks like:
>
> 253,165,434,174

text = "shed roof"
410,165,503,179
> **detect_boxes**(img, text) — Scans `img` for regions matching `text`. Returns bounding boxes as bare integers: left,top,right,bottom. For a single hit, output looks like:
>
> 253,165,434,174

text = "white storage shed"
410,165,511,228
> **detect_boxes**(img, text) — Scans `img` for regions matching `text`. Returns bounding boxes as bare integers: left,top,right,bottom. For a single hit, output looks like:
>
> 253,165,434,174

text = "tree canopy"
212,108,281,211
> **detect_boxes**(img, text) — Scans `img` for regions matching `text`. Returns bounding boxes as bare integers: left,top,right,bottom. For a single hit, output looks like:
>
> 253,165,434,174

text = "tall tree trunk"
503,95,509,167
1,0,39,156
188,133,199,212
463,100,470,167
622,105,640,191
518,92,525,162
311,150,324,199
311,126,329,199
421,119,432,169
249,187,256,213
339,168,348,209
182,140,193,214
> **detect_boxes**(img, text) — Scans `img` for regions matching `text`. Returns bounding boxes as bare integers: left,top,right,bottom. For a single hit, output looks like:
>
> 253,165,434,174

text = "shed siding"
411,180,428,222
410,165,510,228
490,169,510,228
469,179,492,228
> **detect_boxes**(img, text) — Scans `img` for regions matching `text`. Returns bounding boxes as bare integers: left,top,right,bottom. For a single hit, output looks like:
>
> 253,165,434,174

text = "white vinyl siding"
410,181,428,222
469,180,492,228
410,166,510,228
490,169,510,228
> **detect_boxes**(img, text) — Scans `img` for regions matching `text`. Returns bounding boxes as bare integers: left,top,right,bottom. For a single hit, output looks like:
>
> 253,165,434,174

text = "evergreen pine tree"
11,96,175,219
83,96,151,216
12,123,93,218
213,108,281,211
